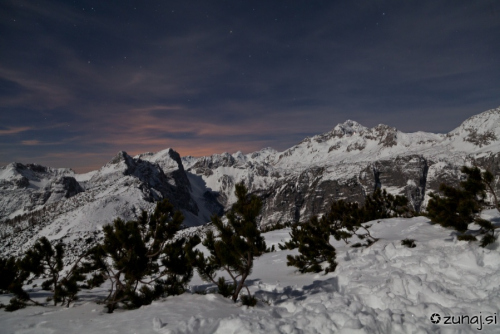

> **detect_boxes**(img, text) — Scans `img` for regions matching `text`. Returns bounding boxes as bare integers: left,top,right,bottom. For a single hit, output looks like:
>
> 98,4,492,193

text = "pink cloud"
21,140,41,146
0,127,32,135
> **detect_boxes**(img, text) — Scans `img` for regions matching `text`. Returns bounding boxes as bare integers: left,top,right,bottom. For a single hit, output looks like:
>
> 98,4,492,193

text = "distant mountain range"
1,106,499,257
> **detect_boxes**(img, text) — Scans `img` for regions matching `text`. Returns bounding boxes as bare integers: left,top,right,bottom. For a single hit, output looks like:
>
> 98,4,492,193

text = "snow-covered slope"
1,210,499,333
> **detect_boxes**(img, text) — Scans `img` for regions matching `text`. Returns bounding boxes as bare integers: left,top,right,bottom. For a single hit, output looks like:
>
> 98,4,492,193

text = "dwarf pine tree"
86,199,193,313
326,189,410,247
426,166,497,247
363,188,412,220
0,257,18,294
188,183,266,305
20,237,65,305
1,237,91,311
0,256,31,311
482,169,499,210
279,216,337,274
281,189,411,274
18,237,90,307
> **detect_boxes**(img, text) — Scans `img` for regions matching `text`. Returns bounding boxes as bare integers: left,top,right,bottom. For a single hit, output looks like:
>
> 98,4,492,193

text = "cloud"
20,139,65,146
21,140,41,146
0,66,74,109
0,126,32,135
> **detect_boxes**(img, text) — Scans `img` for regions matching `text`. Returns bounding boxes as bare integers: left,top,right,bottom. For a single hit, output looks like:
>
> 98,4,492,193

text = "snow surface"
1,210,500,333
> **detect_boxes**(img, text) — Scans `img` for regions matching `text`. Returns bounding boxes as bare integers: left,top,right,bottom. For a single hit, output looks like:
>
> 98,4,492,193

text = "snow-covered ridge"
274,107,500,170
181,106,500,224
445,106,500,149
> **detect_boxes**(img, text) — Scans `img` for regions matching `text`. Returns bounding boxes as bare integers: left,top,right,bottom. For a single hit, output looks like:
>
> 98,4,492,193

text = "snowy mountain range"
1,106,500,257
182,106,500,223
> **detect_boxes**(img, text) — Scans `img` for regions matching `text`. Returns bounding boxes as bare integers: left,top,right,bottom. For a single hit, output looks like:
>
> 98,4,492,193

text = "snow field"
1,213,499,333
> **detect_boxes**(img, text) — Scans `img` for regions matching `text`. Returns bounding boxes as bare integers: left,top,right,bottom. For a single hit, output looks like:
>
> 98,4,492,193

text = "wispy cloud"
21,140,41,146
20,139,67,146
0,66,74,109
0,126,32,135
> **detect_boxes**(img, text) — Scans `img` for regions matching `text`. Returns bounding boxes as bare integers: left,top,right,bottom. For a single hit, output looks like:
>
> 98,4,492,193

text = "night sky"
1,1,500,172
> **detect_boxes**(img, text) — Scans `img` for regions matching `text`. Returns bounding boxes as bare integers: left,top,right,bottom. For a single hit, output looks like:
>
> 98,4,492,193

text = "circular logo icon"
430,313,441,324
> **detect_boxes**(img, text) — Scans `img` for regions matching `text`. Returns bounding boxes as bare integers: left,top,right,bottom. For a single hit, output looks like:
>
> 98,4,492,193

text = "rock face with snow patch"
0,163,79,220
90,150,199,214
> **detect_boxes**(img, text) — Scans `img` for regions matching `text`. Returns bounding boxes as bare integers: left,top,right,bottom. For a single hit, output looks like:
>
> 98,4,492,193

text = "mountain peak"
462,106,500,125
450,106,500,133
332,120,368,137
108,151,133,165
447,106,500,148
131,148,191,183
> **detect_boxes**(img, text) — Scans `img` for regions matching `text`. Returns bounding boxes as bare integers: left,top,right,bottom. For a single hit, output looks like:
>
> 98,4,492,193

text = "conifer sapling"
86,199,193,313
189,183,266,304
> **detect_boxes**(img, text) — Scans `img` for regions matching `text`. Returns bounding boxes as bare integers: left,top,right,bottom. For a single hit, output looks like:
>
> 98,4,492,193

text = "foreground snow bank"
1,213,499,333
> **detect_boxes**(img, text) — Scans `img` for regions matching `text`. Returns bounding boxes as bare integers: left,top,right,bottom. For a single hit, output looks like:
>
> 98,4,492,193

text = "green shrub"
86,199,193,313
280,217,337,274
401,238,416,248
426,166,497,247
241,294,257,307
280,189,411,274
188,183,266,305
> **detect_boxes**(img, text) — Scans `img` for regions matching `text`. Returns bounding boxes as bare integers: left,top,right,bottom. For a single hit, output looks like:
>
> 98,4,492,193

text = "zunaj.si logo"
430,313,441,324
430,312,498,331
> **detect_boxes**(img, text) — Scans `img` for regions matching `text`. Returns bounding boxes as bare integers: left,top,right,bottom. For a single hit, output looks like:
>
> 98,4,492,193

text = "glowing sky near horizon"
1,1,500,172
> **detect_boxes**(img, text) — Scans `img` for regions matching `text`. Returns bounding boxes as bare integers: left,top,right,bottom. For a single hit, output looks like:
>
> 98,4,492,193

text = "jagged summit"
170,106,500,225
108,150,133,165
331,119,368,137
136,148,186,174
